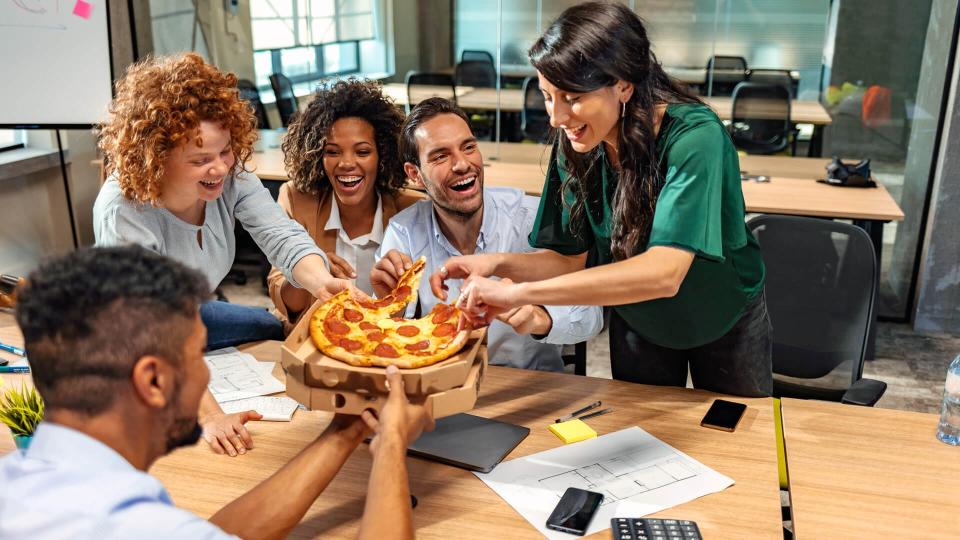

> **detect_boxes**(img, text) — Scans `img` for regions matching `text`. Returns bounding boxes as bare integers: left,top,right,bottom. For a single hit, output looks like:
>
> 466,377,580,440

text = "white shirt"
0,423,237,539
325,195,384,295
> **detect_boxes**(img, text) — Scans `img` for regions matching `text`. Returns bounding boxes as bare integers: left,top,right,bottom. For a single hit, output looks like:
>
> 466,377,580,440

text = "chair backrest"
748,215,877,401
521,76,550,143
454,60,497,88
269,73,299,127
461,49,495,65
237,79,270,130
705,55,748,96
730,82,792,154
747,69,796,98
405,71,457,113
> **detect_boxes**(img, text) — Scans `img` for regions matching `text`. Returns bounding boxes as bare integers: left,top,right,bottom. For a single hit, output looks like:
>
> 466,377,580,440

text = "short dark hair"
399,97,472,166
14,246,209,415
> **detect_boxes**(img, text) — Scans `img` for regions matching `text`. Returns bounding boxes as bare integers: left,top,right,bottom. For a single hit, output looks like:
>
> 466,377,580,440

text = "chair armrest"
841,378,887,406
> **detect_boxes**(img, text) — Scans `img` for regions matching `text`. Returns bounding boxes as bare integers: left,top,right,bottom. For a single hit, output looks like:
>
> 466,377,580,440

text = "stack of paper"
221,396,300,421
204,348,286,413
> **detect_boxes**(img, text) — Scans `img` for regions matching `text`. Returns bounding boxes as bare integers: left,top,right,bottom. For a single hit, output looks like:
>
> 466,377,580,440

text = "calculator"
611,518,702,540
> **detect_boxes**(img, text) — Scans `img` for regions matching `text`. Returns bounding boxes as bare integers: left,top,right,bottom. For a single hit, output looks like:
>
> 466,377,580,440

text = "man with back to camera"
371,98,602,371
0,245,433,539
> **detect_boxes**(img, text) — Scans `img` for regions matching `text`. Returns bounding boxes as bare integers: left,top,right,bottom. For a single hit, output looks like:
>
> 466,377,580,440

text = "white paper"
204,349,284,403
220,396,299,421
474,427,734,539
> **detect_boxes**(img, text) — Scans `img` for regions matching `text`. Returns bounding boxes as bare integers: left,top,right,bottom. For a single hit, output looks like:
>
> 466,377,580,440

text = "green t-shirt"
529,103,765,349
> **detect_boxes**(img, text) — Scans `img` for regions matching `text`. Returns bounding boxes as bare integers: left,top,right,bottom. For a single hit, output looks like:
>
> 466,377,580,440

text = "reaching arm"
208,416,368,540
430,249,586,301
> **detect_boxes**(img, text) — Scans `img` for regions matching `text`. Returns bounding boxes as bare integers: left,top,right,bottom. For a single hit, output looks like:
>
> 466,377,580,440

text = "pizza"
308,257,471,369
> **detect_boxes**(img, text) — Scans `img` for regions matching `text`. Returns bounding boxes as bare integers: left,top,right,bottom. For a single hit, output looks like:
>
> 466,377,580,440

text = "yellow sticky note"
548,419,598,444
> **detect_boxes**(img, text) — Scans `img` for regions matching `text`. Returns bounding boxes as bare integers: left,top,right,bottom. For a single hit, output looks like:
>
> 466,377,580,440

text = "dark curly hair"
530,2,701,260
15,246,209,415
96,53,258,205
283,78,406,196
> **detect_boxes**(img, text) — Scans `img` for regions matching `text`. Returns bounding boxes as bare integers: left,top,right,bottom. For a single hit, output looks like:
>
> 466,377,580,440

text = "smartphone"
545,487,604,536
701,399,747,432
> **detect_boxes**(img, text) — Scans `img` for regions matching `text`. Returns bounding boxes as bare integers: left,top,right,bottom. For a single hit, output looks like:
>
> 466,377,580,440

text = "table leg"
807,125,825,157
853,219,886,361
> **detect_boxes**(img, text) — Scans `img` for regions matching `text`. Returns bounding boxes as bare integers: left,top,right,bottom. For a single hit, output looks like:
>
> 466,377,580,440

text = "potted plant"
0,379,44,450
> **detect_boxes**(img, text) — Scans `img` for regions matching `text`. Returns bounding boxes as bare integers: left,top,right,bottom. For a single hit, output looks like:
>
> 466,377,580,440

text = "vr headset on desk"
818,157,877,188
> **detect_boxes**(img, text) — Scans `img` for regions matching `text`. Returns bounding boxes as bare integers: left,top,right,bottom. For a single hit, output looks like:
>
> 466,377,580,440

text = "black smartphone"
701,399,747,432
545,487,604,536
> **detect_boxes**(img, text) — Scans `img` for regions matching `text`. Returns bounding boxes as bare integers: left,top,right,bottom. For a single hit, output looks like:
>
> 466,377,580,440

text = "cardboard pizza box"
281,298,487,418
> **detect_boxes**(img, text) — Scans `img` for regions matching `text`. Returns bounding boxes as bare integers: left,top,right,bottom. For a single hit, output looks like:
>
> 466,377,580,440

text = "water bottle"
936,354,960,445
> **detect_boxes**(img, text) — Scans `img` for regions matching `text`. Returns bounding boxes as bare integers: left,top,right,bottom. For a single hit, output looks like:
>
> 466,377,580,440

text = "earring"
621,101,626,118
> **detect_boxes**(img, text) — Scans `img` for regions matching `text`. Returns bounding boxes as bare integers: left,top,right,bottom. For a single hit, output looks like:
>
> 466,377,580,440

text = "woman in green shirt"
431,1,772,397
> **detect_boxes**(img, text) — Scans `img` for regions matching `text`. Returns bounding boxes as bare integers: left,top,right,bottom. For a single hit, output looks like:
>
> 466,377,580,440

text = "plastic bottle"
936,354,960,445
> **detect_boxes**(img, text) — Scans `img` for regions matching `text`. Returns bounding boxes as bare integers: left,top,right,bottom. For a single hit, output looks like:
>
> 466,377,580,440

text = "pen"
0,342,25,357
0,366,30,374
577,408,613,421
555,400,602,423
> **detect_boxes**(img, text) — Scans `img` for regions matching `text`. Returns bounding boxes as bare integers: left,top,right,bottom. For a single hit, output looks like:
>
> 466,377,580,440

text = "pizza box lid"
282,298,487,395
285,340,488,419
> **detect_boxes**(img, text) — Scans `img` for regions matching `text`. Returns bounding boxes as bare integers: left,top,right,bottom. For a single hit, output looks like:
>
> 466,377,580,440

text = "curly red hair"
97,53,258,205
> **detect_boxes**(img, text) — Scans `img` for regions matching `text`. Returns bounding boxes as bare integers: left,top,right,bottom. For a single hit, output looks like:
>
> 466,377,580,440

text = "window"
251,0,381,95
0,130,24,153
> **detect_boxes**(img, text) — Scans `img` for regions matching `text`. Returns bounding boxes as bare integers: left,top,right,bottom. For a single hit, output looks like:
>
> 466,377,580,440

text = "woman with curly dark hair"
93,53,353,456
432,2,772,397
268,78,420,324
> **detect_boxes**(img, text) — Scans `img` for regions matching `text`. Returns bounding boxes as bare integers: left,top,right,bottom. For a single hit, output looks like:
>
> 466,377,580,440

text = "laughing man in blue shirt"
371,98,601,371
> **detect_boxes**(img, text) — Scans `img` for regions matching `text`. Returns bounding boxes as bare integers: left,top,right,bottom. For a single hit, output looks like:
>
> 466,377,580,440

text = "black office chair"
747,69,796,98
461,49,495,65
521,76,551,143
748,215,887,406
455,60,497,88
705,55,748,96
562,342,587,376
238,79,270,130
405,71,457,114
729,82,796,155
269,73,299,127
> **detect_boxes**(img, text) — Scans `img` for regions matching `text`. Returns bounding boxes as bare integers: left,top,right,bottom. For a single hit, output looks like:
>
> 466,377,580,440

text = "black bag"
818,157,876,188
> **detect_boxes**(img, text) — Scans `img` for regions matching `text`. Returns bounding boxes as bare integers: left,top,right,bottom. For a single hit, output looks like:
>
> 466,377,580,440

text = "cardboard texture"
282,299,487,418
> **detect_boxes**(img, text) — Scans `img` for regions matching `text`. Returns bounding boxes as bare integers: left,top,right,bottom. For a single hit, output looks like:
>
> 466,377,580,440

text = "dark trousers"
608,293,773,397
200,300,284,351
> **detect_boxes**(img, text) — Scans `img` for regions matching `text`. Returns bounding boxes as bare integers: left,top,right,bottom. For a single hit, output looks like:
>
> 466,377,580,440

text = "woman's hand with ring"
430,254,502,301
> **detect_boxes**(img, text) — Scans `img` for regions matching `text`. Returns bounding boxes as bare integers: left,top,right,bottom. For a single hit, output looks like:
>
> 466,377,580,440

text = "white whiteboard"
0,0,113,127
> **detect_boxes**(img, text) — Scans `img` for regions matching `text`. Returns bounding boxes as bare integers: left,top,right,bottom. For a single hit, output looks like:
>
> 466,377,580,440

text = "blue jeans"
200,300,284,351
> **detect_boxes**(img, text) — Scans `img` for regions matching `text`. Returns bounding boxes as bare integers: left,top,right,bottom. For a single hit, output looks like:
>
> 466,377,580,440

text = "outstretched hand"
361,365,435,455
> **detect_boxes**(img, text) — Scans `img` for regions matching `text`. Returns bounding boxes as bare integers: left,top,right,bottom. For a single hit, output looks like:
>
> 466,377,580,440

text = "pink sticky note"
73,0,93,20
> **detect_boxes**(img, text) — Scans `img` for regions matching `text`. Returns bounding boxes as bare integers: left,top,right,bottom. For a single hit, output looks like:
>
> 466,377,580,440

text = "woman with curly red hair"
267,79,420,325
93,53,349,456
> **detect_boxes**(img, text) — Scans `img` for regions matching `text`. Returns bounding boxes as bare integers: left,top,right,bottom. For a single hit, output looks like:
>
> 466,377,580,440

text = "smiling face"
537,73,632,154
323,117,380,209
404,113,484,219
161,121,235,210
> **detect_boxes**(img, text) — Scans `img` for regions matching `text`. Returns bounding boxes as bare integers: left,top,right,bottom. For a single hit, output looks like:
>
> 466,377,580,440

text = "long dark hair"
529,1,701,260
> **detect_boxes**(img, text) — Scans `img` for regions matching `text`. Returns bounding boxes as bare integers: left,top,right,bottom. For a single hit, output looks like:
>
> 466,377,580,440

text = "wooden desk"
781,398,960,539
0,323,782,539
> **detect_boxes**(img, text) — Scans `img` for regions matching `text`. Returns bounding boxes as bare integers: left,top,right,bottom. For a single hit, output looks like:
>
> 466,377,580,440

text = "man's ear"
131,355,175,409
404,162,425,188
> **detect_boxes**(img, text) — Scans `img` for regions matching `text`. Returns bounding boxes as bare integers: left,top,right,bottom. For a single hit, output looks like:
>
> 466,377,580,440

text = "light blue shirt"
377,187,602,371
0,423,237,539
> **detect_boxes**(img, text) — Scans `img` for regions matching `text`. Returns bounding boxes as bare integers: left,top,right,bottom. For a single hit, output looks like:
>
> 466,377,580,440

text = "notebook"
406,413,530,473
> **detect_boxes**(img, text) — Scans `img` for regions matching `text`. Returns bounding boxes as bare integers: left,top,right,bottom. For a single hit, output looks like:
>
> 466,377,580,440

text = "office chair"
729,82,796,155
461,50,495,65
455,60,497,88
237,79,270,130
747,69,797,98
561,342,588,376
705,55,748,96
404,71,457,114
269,73,299,127
521,76,551,143
748,215,887,406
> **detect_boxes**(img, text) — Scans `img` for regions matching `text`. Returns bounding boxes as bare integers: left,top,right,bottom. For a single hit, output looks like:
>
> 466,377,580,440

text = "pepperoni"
324,318,350,335
374,343,399,358
432,322,455,337
391,316,404,322
366,331,385,342
376,295,396,308
359,321,379,331
432,306,454,324
397,325,420,337
405,340,431,351
338,338,362,351
343,309,364,322
395,285,412,297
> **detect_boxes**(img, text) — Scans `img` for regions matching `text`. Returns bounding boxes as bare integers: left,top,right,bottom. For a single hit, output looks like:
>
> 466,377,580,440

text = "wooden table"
780,398,960,539
0,327,782,539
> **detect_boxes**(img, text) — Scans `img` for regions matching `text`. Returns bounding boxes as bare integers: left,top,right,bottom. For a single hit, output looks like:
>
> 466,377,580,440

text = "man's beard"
424,179,483,221
165,416,203,453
